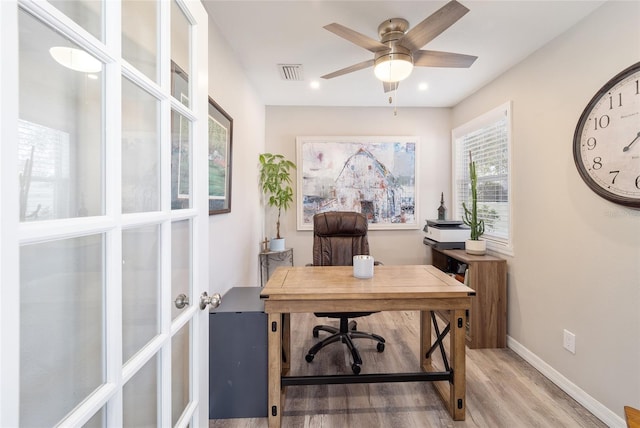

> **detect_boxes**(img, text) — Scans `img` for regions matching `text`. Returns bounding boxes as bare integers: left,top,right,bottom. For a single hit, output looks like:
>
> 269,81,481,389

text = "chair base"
305,318,385,375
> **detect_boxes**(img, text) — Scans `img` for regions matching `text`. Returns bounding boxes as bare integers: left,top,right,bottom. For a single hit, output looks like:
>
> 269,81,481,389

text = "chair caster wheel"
377,343,385,352
351,363,361,375
305,354,314,363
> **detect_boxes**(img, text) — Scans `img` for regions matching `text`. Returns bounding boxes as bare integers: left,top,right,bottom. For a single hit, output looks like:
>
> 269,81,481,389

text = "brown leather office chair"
304,211,385,374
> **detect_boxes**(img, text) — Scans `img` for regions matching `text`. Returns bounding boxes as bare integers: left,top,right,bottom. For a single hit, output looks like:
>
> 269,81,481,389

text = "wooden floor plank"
210,311,606,428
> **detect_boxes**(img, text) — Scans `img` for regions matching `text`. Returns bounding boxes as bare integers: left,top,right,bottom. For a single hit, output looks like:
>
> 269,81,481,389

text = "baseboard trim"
507,336,624,428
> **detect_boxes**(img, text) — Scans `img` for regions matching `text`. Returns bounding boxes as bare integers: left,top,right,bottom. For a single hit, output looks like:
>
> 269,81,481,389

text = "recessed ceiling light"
49,46,102,73
418,82,429,91
310,80,320,89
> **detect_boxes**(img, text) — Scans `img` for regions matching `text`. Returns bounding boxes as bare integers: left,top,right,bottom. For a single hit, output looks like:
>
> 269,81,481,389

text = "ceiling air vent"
278,64,304,81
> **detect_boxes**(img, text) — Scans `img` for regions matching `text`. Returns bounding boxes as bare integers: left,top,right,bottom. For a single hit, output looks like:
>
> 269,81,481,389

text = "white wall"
207,17,265,295
452,1,640,424
265,106,451,266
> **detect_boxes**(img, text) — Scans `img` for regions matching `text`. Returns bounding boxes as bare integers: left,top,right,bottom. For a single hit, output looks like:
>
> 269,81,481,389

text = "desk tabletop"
261,265,475,301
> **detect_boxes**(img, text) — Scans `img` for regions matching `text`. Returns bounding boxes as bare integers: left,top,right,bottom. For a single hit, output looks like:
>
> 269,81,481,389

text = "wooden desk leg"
268,312,282,428
450,309,466,420
420,310,432,369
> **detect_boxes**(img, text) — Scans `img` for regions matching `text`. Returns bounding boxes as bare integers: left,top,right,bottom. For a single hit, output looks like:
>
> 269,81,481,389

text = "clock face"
573,62,640,208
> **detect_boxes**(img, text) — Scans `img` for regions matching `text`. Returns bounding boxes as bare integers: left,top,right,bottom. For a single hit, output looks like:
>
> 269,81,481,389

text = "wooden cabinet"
430,248,507,349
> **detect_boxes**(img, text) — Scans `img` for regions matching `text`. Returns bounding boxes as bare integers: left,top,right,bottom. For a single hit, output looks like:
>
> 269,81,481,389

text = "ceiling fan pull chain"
394,83,398,116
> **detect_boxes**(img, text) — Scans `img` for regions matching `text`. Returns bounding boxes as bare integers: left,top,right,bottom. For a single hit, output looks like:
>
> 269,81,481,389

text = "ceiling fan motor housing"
376,17,411,57
377,18,409,39
374,18,413,82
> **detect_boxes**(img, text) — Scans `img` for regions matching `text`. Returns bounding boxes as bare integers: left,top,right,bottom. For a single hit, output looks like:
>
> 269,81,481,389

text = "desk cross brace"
425,311,451,372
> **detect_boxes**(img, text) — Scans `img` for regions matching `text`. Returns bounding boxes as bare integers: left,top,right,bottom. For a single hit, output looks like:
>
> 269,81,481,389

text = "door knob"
174,293,189,309
200,291,221,310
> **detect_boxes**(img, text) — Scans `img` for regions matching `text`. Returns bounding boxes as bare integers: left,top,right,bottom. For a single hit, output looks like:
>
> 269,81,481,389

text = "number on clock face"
574,62,640,208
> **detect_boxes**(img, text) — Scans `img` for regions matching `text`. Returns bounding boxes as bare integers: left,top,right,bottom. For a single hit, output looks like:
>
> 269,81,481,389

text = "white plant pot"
269,238,285,252
465,239,486,255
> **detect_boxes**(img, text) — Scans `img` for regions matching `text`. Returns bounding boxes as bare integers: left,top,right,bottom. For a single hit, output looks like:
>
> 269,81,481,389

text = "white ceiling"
202,1,606,107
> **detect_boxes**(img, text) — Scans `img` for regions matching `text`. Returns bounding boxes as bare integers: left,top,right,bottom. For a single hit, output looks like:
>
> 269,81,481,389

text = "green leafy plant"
462,152,485,240
259,153,296,239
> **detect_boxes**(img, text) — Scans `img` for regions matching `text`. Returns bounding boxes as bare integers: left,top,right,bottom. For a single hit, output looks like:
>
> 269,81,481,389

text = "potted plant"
259,152,296,251
462,152,486,255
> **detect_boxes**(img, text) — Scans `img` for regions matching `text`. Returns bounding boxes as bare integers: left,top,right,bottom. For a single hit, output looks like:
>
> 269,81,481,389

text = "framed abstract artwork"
296,136,419,230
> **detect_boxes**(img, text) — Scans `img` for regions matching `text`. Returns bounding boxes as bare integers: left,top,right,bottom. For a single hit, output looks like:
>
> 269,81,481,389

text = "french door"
0,0,211,426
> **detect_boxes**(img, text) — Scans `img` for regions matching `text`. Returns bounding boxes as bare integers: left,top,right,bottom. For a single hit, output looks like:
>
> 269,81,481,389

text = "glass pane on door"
18,9,104,221
122,0,158,82
122,225,160,363
170,0,190,106
123,355,159,427
20,234,104,427
171,220,191,320
122,77,160,213
171,110,192,209
48,0,103,41
84,407,105,427
171,321,191,426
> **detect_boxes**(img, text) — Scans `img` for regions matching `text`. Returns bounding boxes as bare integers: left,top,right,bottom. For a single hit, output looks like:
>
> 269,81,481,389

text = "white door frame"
0,1,21,427
0,0,210,425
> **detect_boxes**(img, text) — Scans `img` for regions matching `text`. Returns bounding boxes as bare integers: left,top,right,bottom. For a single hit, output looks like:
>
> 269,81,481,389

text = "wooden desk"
260,265,475,427
626,406,640,428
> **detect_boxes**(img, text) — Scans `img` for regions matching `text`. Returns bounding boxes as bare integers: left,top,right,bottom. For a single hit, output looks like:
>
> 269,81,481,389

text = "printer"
422,219,469,250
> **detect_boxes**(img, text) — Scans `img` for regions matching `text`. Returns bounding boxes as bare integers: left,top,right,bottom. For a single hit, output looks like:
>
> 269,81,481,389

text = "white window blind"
18,119,70,221
452,102,513,254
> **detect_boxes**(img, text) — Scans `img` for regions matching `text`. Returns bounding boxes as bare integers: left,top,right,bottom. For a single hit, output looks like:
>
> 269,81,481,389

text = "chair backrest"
312,211,370,266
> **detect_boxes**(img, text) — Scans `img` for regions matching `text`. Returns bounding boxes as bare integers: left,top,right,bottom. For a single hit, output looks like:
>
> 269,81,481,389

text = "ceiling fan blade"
383,81,399,93
400,0,470,52
324,23,388,53
413,50,477,68
321,59,375,79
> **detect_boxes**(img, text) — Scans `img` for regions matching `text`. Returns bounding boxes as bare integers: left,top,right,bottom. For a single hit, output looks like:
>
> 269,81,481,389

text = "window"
452,102,513,255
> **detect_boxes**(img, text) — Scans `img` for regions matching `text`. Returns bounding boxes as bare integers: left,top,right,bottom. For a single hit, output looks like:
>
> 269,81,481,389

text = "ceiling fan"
321,0,477,93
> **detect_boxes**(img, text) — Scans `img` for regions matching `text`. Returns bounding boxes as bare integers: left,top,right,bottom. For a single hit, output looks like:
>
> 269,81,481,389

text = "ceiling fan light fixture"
49,46,102,73
374,52,413,83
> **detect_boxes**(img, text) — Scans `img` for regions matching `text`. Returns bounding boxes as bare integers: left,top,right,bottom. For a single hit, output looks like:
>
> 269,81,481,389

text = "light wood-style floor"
210,311,606,428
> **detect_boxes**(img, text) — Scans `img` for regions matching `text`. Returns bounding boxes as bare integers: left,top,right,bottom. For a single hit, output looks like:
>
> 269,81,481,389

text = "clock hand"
623,131,640,152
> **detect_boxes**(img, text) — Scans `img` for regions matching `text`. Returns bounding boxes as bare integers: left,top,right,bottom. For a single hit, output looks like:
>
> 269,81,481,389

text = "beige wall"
452,1,640,425
265,106,451,266
207,17,265,296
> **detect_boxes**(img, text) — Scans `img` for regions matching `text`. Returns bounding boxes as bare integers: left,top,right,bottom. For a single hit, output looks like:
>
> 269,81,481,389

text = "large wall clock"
573,61,640,209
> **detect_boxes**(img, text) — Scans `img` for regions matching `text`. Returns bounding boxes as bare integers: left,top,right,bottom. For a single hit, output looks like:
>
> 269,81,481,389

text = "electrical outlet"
563,329,576,354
